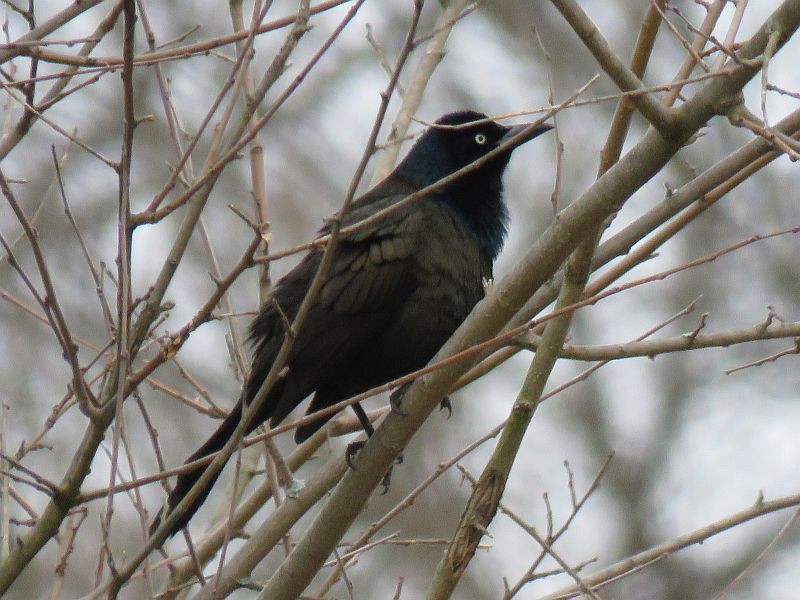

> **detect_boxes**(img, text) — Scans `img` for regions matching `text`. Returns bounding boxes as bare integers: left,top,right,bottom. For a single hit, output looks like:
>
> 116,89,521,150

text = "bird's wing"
312,173,436,315
316,232,414,315
252,191,423,426
293,175,425,326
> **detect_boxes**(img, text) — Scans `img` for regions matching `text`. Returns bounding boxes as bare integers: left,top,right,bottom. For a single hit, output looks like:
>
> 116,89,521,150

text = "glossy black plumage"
156,111,551,537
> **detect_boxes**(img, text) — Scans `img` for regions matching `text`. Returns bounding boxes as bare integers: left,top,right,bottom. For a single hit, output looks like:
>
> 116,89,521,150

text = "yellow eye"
474,133,487,145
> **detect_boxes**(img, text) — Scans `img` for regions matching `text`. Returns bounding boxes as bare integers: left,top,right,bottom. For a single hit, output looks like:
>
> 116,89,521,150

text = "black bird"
154,111,551,537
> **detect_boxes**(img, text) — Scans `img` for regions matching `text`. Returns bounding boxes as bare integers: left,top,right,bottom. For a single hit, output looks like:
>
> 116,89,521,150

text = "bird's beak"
499,122,553,149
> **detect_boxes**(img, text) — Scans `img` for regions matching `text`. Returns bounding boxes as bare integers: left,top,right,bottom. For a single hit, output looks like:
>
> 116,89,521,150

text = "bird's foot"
346,440,366,470
439,396,453,418
379,453,405,494
389,384,410,416
346,443,404,492
380,466,393,493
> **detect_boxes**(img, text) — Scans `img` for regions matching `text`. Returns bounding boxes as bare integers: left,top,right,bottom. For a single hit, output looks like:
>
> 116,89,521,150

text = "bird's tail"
150,401,245,538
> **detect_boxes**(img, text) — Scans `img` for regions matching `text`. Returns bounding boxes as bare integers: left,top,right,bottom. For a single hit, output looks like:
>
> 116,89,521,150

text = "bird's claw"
439,396,452,418
380,466,393,493
389,386,409,416
347,442,401,493
346,440,366,470
379,453,405,494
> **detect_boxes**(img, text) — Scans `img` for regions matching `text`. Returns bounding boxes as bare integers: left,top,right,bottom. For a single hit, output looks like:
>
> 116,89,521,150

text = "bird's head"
396,110,552,188
394,110,552,261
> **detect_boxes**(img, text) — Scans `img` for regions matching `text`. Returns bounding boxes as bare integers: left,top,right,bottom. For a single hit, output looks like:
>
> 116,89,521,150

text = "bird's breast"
391,206,489,348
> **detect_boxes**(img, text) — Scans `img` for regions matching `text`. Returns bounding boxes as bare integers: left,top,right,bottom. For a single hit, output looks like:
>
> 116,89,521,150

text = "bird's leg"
346,402,400,491
439,396,453,418
352,402,375,436
346,402,374,469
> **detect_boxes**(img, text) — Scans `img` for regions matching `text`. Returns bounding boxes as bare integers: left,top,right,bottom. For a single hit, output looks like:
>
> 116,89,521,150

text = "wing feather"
253,213,419,425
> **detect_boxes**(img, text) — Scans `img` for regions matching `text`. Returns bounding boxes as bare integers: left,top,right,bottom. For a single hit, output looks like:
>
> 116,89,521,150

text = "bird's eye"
474,133,487,145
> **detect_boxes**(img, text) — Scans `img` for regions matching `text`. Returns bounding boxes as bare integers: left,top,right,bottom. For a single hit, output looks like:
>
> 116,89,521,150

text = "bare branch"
540,493,800,600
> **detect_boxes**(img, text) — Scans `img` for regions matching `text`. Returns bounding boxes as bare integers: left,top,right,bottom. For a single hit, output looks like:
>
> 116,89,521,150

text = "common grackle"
154,111,551,537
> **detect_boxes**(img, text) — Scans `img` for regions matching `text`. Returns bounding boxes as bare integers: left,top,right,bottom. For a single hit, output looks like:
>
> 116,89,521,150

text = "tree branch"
253,4,800,596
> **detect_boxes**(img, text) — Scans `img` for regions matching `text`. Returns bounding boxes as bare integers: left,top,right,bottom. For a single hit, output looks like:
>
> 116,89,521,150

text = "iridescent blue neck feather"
396,131,510,262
